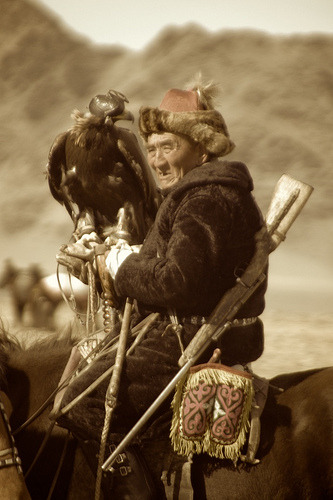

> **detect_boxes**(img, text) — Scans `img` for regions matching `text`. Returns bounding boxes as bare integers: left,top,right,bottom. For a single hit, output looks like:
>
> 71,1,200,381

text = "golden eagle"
47,90,160,244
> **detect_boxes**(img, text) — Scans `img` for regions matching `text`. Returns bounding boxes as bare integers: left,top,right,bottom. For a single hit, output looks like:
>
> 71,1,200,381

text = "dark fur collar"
161,159,253,199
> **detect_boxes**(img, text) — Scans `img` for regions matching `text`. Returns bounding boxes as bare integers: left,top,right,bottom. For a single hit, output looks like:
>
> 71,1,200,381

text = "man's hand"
56,232,102,283
59,241,95,261
56,250,89,284
78,231,102,246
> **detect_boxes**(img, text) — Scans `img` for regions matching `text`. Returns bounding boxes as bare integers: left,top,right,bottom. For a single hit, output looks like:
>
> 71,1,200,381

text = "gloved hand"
77,231,102,247
56,232,102,284
56,250,89,284
59,241,94,262
105,239,141,279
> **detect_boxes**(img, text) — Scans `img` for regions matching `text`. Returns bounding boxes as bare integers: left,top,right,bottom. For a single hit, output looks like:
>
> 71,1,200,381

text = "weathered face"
146,132,207,189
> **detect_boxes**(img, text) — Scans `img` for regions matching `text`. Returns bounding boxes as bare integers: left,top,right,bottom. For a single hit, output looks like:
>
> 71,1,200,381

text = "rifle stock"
266,174,313,250
102,174,313,471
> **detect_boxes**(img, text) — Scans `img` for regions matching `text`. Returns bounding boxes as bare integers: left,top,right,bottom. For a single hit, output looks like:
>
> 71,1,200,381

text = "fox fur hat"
139,79,235,157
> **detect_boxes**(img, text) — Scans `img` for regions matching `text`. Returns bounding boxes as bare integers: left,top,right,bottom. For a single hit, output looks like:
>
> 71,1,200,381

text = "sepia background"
0,0,332,377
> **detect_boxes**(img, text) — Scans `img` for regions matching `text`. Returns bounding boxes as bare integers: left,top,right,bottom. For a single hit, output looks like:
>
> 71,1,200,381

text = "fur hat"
139,81,235,157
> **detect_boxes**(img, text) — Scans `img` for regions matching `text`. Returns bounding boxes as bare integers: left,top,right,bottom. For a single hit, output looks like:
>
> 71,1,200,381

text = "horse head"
0,262,45,325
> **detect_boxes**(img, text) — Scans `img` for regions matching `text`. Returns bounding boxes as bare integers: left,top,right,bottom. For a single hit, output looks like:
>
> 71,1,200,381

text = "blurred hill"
1,0,332,313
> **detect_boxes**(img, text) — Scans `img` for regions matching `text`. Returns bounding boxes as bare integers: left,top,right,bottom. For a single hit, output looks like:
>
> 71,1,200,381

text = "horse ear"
30,264,43,280
4,259,15,271
0,260,16,287
4,259,17,277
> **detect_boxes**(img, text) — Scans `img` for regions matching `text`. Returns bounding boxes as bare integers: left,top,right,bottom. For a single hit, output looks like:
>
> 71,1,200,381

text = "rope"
12,260,156,497
14,240,102,490
94,297,133,500
86,262,97,335
15,320,120,437
15,261,101,490
56,264,79,314
56,263,100,327
95,405,112,500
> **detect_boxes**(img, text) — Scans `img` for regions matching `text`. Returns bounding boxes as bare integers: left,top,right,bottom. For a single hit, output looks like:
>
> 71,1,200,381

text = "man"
56,81,267,498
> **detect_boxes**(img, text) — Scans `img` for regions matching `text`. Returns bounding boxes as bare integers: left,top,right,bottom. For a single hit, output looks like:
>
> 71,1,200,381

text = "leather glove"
56,250,89,284
59,241,95,262
56,232,102,284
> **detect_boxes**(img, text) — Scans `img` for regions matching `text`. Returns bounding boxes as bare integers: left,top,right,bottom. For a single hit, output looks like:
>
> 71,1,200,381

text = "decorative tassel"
170,363,254,461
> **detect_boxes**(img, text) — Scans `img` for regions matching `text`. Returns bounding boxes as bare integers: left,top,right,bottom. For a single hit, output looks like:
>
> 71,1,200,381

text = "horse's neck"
0,392,31,499
0,391,13,451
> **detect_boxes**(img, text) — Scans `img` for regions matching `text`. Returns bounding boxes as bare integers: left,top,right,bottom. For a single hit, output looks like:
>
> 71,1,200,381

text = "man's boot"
79,438,157,499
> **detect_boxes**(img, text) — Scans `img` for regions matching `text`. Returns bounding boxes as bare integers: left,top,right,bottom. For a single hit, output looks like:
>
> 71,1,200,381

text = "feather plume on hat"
139,76,235,157
185,73,220,110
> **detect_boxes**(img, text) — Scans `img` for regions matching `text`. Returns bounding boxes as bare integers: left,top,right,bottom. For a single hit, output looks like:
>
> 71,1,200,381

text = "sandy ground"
254,308,332,377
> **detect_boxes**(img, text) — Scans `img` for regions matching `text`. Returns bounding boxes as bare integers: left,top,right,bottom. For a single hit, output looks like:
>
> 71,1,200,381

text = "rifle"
102,174,313,472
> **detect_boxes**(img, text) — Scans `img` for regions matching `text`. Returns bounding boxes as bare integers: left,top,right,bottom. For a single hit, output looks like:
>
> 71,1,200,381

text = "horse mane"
0,319,22,390
0,321,80,380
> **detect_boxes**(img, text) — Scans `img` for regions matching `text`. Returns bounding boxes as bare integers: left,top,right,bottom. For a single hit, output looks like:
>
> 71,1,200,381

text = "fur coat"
58,159,267,442
115,158,266,318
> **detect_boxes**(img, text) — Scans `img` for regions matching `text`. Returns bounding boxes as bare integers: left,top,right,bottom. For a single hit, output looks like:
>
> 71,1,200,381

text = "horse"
0,260,90,330
0,323,332,499
0,260,43,325
28,272,90,330
0,325,95,499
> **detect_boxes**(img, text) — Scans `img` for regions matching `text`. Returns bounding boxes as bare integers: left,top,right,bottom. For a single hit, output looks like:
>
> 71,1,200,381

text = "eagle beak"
114,110,134,123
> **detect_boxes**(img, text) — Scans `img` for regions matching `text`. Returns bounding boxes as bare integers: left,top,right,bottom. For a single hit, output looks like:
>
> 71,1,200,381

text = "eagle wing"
46,116,160,242
47,131,71,210
47,89,161,242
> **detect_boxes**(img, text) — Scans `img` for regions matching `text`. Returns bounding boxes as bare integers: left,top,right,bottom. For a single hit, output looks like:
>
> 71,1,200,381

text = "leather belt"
162,315,258,327
179,315,207,325
231,317,258,327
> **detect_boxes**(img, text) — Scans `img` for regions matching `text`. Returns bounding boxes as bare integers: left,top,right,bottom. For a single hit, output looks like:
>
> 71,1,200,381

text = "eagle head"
89,89,134,123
